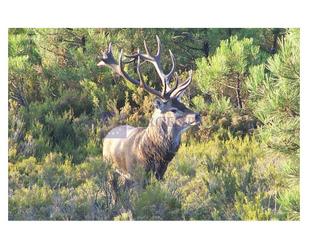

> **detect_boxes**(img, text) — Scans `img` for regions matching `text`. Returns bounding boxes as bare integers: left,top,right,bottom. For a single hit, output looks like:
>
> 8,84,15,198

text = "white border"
1,1,308,249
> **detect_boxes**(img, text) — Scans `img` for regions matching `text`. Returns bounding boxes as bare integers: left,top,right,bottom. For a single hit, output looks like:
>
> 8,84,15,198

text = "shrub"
164,135,287,220
132,180,182,220
9,185,53,220
8,28,299,221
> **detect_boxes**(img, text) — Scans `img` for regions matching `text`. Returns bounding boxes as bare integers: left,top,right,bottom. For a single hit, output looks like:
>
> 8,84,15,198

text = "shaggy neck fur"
139,117,181,180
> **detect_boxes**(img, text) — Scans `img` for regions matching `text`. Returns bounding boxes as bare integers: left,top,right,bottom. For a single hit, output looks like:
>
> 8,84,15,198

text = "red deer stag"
98,36,201,180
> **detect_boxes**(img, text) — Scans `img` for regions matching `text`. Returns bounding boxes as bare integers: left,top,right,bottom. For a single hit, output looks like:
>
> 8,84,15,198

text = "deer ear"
154,98,164,110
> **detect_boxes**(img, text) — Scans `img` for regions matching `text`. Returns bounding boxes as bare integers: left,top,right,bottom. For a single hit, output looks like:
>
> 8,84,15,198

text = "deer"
97,36,201,181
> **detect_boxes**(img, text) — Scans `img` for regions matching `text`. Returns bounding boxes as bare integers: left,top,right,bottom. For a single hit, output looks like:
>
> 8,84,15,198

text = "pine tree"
248,29,300,155
246,28,300,220
195,35,268,109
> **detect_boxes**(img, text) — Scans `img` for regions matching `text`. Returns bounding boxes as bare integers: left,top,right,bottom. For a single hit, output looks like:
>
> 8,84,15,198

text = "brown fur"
103,99,200,180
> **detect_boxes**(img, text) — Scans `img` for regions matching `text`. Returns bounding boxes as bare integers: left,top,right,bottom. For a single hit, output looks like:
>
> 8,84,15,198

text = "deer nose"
195,113,201,122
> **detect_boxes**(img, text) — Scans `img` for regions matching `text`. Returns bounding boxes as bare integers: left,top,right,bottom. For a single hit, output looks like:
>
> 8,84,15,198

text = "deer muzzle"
186,112,201,126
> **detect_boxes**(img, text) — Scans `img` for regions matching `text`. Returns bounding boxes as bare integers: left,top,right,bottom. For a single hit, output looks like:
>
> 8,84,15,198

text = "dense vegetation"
8,28,299,220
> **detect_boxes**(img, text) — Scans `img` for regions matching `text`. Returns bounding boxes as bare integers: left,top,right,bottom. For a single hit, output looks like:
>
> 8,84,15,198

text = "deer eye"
170,109,178,113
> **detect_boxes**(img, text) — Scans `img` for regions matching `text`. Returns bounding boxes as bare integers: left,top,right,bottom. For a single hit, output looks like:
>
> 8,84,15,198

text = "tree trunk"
236,73,243,109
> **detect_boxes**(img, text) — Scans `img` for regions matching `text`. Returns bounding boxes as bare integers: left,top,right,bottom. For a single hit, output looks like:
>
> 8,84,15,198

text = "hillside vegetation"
8,28,299,220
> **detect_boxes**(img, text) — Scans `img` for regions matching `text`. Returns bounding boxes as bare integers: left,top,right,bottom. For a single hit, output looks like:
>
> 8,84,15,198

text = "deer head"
97,36,201,135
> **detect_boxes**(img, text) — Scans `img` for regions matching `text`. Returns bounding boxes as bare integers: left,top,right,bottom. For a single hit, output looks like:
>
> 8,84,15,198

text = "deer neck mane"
145,116,180,150
139,116,181,179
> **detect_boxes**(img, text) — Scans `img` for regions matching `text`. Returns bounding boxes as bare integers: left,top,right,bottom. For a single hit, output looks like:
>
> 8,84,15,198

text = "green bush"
9,156,129,220
9,185,53,220
132,181,182,220
164,135,288,220
8,28,299,220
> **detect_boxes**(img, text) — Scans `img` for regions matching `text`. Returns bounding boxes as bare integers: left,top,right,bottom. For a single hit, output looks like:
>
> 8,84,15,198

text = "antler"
125,36,176,93
97,36,192,100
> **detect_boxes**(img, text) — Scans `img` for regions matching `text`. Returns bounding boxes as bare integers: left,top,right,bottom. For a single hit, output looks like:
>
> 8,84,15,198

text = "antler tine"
165,49,176,83
98,43,119,71
108,42,112,53
167,72,179,97
144,40,151,55
118,49,124,71
170,70,193,99
155,35,161,58
136,52,144,88
162,73,168,97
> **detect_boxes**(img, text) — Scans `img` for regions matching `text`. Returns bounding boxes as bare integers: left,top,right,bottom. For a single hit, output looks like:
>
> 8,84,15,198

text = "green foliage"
249,29,300,155
164,136,281,220
9,156,125,220
194,35,266,109
132,181,182,220
190,95,258,142
235,193,272,220
9,185,53,220
246,29,300,219
8,28,299,220
277,186,300,220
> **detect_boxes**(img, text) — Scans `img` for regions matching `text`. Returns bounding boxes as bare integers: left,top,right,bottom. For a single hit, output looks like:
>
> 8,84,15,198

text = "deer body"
103,123,179,180
99,36,200,180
